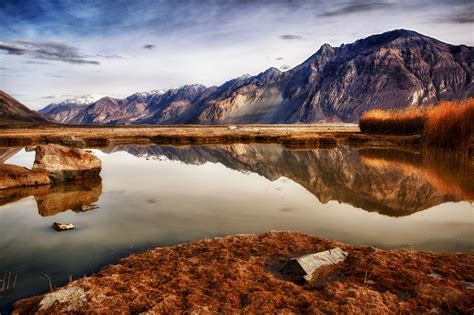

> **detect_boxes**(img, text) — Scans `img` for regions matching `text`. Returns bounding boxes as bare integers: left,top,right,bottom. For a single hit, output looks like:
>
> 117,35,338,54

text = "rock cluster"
0,144,101,190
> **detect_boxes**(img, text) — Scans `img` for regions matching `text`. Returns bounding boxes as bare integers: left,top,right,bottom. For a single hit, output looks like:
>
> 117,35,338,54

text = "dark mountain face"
41,29,473,125
0,91,50,124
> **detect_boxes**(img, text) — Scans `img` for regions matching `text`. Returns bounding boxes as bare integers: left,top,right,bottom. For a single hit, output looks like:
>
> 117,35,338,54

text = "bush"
359,99,474,150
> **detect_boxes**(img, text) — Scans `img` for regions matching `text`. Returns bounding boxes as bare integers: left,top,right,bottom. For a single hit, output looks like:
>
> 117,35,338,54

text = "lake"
0,143,473,312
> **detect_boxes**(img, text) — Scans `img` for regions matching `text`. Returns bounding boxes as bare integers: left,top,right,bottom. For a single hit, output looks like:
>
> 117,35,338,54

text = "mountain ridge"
39,29,473,125
0,91,50,124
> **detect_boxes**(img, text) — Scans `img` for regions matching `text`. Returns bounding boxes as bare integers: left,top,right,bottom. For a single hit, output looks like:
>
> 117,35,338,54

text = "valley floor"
13,231,474,313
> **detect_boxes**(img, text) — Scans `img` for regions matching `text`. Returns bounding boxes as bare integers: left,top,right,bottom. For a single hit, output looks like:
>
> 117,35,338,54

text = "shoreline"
13,231,474,313
0,124,428,149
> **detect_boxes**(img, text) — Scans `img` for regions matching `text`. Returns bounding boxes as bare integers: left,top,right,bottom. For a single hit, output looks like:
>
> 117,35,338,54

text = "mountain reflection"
104,144,472,216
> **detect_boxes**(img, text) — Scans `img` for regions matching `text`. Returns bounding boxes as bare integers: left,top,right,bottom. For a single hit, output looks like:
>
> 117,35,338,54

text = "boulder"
282,247,348,282
33,144,101,182
61,136,86,148
0,164,51,190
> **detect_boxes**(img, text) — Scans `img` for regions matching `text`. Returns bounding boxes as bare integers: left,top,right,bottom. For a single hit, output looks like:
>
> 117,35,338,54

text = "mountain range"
1,29,473,125
39,29,474,125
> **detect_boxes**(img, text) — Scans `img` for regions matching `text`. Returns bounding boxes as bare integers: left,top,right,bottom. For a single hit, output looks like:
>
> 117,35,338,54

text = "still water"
0,144,473,312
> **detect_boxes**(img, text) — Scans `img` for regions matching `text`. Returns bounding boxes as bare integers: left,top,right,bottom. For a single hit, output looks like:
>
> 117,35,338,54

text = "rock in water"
60,136,86,148
33,144,101,182
0,164,51,190
52,222,77,231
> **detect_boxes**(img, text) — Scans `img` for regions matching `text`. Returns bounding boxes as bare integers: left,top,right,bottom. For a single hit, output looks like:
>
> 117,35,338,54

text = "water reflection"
36,177,102,216
103,144,472,216
0,144,472,313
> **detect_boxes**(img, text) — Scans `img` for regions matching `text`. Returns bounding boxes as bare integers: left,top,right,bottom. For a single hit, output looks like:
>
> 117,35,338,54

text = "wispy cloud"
96,54,123,59
320,1,394,17
41,95,56,99
0,41,100,65
279,35,303,40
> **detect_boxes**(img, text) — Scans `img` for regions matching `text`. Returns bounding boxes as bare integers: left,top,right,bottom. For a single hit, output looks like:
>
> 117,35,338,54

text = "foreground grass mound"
14,232,474,314
359,99,474,150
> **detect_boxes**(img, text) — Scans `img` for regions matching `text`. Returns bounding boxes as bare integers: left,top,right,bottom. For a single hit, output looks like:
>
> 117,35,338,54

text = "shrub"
359,99,474,150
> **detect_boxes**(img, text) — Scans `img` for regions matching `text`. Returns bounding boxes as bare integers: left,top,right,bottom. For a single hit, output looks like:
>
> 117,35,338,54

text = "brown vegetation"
14,232,474,314
360,99,474,150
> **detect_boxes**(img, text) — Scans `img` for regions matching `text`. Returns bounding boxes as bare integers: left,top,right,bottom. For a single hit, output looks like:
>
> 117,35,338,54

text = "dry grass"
360,99,474,150
13,232,474,314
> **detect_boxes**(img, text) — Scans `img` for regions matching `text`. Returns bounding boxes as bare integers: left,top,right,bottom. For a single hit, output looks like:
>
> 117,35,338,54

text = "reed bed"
359,99,474,150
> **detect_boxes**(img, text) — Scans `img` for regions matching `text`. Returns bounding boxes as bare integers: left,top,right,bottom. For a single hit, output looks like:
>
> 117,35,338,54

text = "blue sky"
1,0,473,109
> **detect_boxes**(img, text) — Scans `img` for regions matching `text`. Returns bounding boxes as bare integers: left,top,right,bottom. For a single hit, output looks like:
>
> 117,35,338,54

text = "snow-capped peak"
132,89,167,98
52,94,106,106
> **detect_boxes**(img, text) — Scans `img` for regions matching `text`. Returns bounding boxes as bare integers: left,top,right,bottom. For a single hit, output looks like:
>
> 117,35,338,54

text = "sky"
0,0,473,109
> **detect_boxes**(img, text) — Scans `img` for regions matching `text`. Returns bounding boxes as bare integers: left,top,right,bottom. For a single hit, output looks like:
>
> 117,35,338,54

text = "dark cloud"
41,95,56,99
143,44,155,49
279,34,303,40
320,1,394,17
448,6,474,23
276,57,283,60
0,41,100,65
0,66,7,70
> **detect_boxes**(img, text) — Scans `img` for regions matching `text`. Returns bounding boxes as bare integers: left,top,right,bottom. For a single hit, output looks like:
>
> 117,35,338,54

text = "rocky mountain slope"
41,29,473,125
0,91,50,124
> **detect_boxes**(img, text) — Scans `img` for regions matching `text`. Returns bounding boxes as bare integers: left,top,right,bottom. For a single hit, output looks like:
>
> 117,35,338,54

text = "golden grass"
360,99,474,150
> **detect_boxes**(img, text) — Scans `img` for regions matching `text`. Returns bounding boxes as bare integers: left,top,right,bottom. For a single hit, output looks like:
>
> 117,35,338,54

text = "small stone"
52,222,77,231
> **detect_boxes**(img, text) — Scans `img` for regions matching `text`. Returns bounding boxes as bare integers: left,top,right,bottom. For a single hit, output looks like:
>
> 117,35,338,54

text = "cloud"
320,1,394,17
0,41,100,65
41,95,56,99
276,57,283,60
448,6,474,23
96,54,123,59
279,64,291,70
25,60,50,65
279,35,303,40
45,74,65,78
143,44,155,49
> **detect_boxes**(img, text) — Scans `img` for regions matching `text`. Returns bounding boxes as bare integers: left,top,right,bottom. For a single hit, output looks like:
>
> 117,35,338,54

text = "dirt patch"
14,231,474,314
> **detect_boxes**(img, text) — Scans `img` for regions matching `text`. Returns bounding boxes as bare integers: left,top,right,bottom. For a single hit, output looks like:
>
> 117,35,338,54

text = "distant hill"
40,29,474,125
0,91,50,125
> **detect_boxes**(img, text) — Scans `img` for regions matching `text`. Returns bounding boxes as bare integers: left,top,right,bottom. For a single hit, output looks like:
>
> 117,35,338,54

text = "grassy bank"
359,99,474,150
14,231,474,313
